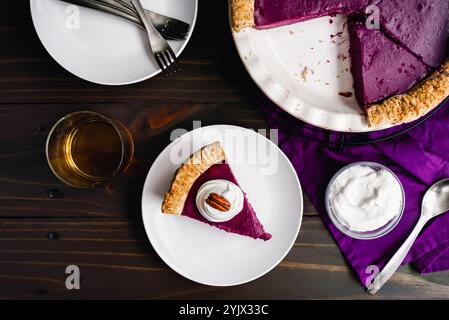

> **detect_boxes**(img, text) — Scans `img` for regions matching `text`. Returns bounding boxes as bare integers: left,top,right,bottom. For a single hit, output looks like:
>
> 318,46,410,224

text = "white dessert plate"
230,4,391,132
141,125,303,286
30,0,197,85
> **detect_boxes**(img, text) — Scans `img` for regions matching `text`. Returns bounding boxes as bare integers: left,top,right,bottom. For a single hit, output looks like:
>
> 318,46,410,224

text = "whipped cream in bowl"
325,162,405,240
196,179,244,223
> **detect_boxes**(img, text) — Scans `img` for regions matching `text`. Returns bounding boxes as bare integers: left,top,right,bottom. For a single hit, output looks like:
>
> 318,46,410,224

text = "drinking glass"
46,111,134,188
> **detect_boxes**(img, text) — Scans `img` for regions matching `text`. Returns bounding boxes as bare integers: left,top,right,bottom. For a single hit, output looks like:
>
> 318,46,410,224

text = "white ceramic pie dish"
30,0,198,85
229,1,393,133
141,125,303,286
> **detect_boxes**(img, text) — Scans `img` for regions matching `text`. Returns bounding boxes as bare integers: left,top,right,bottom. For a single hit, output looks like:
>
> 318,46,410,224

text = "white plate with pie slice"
230,6,390,132
30,0,197,85
141,125,303,286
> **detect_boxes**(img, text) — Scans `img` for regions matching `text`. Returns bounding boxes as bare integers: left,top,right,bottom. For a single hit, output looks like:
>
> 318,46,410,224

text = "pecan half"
206,193,231,212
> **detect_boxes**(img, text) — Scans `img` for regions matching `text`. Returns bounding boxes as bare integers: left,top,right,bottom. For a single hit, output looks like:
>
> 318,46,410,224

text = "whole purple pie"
162,142,271,241
232,0,449,127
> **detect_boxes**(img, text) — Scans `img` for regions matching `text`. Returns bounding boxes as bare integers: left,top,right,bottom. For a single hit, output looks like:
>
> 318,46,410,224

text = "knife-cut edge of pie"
367,59,449,127
162,141,225,215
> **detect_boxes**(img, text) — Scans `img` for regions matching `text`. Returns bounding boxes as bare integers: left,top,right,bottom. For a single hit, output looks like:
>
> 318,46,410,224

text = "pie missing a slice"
162,142,272,241
231,0,449,127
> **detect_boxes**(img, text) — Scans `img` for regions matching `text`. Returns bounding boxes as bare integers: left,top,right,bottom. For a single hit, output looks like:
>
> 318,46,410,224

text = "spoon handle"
367,217,428,294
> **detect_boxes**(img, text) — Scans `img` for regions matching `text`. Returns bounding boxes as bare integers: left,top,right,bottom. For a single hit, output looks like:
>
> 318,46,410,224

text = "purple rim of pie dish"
325,161,405,240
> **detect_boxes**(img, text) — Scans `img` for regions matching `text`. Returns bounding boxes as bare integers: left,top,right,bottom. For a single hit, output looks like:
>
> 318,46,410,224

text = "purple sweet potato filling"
377,0,449,68
349,21,429,106
254,0,379,29
182,163,272,241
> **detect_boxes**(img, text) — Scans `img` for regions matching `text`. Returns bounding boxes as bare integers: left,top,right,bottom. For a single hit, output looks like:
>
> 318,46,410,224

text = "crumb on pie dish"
162,141,272,241
231,0,449,127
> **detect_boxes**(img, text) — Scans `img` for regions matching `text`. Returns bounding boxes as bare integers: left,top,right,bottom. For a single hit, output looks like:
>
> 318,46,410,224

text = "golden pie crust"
367,59,449,127
231,0,255,32
161,142,226,215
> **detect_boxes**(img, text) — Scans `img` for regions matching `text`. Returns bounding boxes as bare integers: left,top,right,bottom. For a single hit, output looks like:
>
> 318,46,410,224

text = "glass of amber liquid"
46,111,134,188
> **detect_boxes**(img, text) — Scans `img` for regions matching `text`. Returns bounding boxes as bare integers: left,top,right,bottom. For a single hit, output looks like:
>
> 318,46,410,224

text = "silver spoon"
368,178,449,294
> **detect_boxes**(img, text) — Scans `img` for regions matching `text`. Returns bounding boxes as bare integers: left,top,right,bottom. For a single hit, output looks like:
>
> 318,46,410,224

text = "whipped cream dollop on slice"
196,179,244,223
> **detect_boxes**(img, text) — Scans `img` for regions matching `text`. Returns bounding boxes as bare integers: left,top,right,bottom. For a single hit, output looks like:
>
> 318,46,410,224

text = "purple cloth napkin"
261,97,449,287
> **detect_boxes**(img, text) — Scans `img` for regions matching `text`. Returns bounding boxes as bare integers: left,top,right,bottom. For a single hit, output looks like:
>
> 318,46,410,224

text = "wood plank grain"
0,217,447,299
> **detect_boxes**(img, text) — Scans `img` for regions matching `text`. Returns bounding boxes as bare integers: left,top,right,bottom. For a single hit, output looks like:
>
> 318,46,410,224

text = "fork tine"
167,47,180,72
160,51,175,76
164,51,176,76
169,56,181,74
166,51,180,75
169,56,180,74
154,52,167,73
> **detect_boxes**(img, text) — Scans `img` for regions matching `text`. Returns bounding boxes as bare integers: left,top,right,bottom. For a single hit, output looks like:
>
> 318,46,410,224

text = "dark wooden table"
1,0,449,300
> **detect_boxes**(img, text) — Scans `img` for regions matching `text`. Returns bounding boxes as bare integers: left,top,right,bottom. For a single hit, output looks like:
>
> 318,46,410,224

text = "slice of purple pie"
349,21,429,107
162,142,271,241
377,0,449,68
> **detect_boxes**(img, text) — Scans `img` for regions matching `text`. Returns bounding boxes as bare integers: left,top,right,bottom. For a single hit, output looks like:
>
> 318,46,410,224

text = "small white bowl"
325,162,405,240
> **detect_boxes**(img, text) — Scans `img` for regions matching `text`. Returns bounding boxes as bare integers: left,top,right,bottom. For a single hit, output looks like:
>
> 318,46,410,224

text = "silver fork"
130,0,180,75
